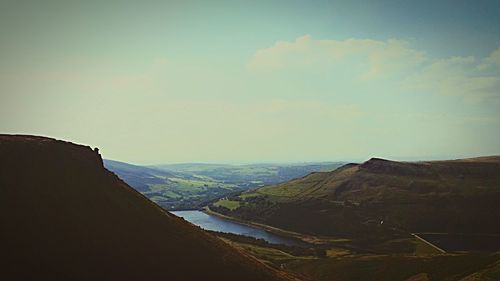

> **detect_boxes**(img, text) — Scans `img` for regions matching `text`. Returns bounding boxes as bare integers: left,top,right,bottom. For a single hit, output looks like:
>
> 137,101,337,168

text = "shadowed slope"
0,135,290,281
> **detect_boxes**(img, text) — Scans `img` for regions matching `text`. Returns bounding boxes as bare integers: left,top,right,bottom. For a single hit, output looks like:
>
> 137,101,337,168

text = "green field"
143,178,240,209
105,159,343,210
213,199,241,210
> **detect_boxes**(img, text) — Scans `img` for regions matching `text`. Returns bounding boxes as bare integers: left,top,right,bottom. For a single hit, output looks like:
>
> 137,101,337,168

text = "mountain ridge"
213,156,500,246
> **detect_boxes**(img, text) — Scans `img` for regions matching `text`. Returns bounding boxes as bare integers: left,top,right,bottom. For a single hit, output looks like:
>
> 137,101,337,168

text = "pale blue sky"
1,0,499,164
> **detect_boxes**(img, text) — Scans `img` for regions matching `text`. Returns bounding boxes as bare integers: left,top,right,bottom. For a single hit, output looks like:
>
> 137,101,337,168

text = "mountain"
104,159,343,210
0,135,292,281
213,156,500,248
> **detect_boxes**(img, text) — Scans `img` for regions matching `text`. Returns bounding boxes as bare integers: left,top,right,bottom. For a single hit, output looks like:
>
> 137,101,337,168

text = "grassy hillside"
212,157,500,250
105,160,343,210
0,135,292,281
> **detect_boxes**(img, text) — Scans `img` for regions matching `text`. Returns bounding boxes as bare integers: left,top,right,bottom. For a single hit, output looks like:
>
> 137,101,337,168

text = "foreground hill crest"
0,134,291,281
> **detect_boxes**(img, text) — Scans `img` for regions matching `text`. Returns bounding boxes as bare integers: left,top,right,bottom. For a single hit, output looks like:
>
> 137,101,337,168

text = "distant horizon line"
103,154,500,167
3,134,498,167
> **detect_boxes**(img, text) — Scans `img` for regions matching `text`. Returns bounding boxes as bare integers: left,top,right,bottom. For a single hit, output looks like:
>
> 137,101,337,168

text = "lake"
172,210,308,247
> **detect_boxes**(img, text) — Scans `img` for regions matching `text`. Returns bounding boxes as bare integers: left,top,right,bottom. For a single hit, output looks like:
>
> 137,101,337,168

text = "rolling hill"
103,159,176,191
0,135,292,281
154,162,344,188
104,159,343,210
213,156,500,248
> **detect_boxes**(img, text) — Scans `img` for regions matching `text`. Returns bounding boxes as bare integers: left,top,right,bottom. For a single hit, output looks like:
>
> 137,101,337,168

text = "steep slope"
0,135,290,281
217,157,500,245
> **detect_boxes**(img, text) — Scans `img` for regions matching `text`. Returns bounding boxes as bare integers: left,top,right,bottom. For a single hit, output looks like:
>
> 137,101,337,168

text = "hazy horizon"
107,153,500,167
1,1,500,164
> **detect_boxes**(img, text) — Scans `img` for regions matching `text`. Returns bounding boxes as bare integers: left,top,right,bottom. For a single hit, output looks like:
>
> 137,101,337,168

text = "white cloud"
247,35,426,79
401,55,500,102
247,35,500,102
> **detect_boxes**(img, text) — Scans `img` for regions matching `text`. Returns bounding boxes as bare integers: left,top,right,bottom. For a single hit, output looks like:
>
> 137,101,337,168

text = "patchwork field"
105,160,343,210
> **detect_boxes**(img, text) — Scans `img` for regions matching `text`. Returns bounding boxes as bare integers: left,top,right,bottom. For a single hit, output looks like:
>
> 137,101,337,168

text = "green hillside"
211,157,500,250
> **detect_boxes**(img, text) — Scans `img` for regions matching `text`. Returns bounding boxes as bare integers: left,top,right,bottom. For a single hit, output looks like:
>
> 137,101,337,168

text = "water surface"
172,210,307,247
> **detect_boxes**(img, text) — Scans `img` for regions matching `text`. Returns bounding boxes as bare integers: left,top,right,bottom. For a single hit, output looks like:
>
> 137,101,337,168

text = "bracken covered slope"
0,135,291,281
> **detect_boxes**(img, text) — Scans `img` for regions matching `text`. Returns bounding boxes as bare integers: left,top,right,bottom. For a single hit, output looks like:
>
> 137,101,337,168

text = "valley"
107,155,500,278
210,157,500,244
197,156,500,280
2,135,499,281
3,1,500,280
178,208,500,281
0,135,295,281
105,159,343,210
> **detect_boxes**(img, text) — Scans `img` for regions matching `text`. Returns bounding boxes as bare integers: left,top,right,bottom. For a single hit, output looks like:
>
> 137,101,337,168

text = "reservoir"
172,210,308,247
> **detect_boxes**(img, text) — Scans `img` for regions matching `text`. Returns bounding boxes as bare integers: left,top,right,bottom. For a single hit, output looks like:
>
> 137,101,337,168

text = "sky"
1,0,500,164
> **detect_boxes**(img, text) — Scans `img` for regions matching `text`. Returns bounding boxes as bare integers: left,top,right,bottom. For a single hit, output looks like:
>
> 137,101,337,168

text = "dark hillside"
0,135,290,281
